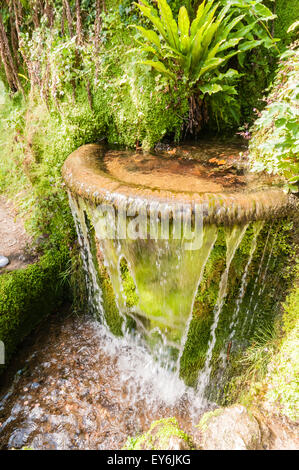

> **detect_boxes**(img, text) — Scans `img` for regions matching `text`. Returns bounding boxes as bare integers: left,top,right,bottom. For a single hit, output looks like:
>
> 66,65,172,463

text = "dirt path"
0,196,35,273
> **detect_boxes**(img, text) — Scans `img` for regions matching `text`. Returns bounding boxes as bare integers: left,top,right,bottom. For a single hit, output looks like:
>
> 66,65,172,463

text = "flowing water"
221,221,265,367
196,224,248,400
0,314,207,450
0,141,291,449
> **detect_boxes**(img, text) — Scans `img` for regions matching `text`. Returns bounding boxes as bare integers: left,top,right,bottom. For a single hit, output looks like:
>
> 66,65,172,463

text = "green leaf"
253,3,276,21
140,60,176,79
221,14,245,40
199,83,223,95
231,21,258,39
135,2,167,42
157,0,179,50
190,24,206,66
178,6,190,54
239,39,263,52
201,20,220,52
196,57,224,79
275,118,287,128
207,40,224,60
134,26,161,49
287,21,299,33
212,68,239,82
190,0,216,40
190,0,207,39
218,37,242,52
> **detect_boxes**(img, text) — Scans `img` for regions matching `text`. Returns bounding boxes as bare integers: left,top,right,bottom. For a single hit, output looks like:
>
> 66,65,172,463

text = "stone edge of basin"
62,144,294,225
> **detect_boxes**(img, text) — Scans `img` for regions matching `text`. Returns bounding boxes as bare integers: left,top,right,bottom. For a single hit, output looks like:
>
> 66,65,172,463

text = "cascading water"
0,140,293,450
221,221,264,368
196,224,248,401
60,142,292,407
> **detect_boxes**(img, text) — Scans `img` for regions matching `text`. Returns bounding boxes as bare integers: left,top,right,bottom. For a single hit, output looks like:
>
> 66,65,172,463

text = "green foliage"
264,280,299,421
0,248,69,373
249,43,299,192
274,0,299,46
120,258,139,309
180,218,293,397
123,417,194,450
133,0,277,128
239,325,278,380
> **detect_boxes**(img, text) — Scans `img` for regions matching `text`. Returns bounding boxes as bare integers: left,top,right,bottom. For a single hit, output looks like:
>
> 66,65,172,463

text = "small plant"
249,42,299,192
133,0,277,133
240,324,278,381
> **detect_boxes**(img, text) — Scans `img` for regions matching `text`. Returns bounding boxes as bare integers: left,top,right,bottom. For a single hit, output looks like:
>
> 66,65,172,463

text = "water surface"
0,312,207,450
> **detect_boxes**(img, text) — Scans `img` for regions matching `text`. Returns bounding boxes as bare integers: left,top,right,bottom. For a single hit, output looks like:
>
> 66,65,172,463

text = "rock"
123,417,195,450
196,405,262,450
0,255,9,268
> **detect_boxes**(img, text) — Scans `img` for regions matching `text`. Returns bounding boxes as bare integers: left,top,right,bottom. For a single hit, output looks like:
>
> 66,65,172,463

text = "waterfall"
196,224,248,401
68,188,285,402
176,225,218,370
247,226,279,334
221,221,264,367
241,224,273,334
60,141,293,412
68,193,105,321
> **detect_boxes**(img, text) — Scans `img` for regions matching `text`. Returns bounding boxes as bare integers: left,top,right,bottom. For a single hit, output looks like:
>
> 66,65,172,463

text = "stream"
0,311,208,450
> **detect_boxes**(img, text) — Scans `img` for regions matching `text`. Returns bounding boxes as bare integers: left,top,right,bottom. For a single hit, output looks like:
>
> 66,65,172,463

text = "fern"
133,0,277,105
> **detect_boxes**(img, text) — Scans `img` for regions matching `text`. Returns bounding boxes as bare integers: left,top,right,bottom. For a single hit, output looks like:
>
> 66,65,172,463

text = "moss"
274,0,299,46
0,248,69,374
197,408,223,432
98,261,124,336
120,258,139,309
179,219,293,395
123,417,194,450
263,276,299,421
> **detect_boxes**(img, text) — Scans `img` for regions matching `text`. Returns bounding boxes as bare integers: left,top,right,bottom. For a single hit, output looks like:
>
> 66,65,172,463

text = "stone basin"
62,141,293,398
62,142,290,225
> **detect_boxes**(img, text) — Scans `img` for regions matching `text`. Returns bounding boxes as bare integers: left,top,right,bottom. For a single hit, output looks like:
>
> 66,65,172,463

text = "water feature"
223,221,265,364
62,140,291,401
196,223,248,401
0,139,293,449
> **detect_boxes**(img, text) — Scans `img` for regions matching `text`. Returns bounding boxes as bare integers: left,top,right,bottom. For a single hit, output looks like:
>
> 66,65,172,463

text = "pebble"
0,255,9,268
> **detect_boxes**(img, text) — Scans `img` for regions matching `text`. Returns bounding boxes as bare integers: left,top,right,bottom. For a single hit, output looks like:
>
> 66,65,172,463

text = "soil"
0,196,35,274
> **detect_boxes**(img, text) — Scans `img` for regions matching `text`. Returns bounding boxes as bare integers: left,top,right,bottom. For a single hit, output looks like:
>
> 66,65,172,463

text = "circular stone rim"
62,144,291,225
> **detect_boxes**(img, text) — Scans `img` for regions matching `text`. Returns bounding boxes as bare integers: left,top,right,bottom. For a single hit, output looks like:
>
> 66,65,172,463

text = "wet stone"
0,255,9,268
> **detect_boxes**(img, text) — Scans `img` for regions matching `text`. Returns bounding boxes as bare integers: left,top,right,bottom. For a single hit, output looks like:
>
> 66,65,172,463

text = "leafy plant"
133,0,277,132
249,42,299,192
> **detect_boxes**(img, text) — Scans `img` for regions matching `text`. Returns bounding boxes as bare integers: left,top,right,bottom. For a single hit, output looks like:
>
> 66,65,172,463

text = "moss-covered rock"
180,218,293,397
196,405,262,450
262,277,299,421
0,248,69,373
123,417,195,450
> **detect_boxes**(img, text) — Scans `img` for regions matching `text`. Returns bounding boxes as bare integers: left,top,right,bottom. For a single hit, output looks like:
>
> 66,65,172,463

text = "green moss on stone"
83,210,124,337
0,248,68,373
123,417,194,450
180,219,293,395
120,258,139,309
